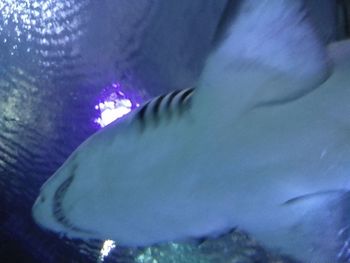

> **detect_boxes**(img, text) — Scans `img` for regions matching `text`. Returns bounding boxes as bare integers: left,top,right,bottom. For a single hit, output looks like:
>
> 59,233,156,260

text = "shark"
32,0,350,262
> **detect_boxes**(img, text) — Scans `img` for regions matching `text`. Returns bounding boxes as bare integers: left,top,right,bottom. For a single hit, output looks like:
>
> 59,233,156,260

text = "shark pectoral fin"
194,0,330,120
280,190,350,263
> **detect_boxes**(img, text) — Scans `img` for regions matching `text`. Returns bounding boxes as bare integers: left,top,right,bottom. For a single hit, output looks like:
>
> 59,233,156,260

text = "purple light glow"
94,83,142,128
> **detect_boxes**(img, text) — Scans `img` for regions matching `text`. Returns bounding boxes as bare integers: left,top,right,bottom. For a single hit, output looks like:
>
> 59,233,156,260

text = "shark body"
33,1,350,262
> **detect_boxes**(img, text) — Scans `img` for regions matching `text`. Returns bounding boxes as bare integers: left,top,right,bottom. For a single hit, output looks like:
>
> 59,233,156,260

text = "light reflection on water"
0,0,85,56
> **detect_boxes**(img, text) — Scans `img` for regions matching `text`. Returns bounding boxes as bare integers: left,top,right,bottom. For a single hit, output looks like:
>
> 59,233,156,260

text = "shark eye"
40,195,46,203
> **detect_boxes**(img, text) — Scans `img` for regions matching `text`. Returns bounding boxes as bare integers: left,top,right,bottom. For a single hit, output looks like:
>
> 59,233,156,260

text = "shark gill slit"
178,88,194,114
135,87,194,131
152,94,166,123
165,89,182,111
135,101,150,128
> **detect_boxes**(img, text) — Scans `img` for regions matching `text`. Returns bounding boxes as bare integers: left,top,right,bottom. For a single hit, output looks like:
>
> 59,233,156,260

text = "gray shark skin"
33,1,350,262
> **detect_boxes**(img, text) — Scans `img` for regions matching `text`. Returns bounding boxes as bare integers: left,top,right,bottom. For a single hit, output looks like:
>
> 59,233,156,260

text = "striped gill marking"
135,87,194,130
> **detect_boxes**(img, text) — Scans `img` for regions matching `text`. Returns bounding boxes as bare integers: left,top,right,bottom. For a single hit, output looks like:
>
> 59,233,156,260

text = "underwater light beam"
94,83,141,127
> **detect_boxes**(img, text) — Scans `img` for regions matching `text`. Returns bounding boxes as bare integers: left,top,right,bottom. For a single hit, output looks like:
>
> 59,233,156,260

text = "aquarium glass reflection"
95,83,141,127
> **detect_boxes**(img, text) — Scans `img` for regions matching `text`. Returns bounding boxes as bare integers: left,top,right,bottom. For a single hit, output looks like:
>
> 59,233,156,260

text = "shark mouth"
52,175,92,234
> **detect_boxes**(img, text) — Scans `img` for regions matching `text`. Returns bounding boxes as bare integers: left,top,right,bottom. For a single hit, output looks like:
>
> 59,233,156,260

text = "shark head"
32,151,95,239
32,125,148,243
31,134,113,240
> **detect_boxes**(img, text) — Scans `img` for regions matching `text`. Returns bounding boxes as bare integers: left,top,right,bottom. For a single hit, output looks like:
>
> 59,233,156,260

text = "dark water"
0,1,349,262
